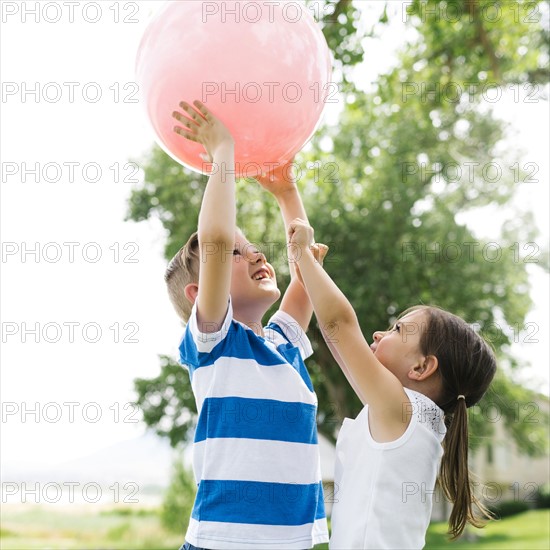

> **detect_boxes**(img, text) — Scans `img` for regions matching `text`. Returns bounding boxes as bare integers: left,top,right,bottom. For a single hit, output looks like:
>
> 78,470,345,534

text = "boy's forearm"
275,187,308,280
274,186,309,228
198,143,236,245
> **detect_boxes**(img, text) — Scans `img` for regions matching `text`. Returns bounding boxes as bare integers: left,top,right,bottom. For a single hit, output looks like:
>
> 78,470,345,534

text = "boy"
165,100,329,549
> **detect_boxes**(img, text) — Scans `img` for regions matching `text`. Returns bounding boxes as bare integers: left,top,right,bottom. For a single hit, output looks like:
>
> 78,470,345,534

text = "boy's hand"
256,160,298,195
172,100,234,162
311,242,329,266
294,242,328,286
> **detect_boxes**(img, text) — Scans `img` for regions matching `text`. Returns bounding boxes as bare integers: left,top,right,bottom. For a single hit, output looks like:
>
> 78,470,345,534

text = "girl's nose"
372,330,384,342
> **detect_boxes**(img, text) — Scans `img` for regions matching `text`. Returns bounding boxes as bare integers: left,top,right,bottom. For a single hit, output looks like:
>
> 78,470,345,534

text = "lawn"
0,505,183,550
1,506,548,549
425,509,550,549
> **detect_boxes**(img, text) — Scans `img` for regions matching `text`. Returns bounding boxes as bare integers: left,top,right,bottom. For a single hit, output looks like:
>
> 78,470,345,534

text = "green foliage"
404,0,549,84
535,484,550,509
489,499,531,519
133,356,197,447
127,0,549,454
160,460,197,534
472,374,550,456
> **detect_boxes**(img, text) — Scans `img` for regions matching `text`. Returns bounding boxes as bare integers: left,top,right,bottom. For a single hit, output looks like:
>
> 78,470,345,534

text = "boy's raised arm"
173,100,235,332
256,163,318,332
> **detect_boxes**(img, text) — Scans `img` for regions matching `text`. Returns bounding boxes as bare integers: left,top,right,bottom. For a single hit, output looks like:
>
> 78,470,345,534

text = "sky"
1,0,548,473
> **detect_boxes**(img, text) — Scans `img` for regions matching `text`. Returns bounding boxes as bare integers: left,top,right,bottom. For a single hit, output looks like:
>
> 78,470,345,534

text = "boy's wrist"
211,140,235,159
273,184,299,201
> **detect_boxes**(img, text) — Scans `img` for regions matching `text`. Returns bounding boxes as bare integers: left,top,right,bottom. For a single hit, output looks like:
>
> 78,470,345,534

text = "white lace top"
330,388,446,549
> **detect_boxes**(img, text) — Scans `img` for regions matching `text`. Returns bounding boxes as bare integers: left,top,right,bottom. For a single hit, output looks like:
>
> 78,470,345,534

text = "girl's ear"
409,355,439,381
184,283,199,304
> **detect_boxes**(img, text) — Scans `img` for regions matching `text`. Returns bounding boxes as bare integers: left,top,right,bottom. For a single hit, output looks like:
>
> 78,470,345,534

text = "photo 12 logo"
1,82,139,104
201,2,339,24
1,2,141,24
1,481,139,504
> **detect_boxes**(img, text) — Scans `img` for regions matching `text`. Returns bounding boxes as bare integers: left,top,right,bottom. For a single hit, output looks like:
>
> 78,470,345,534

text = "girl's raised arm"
289,219,411,439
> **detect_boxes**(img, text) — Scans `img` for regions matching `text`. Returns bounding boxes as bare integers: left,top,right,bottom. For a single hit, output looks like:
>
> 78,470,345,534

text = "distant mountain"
2,431,182,487
2,431,336,488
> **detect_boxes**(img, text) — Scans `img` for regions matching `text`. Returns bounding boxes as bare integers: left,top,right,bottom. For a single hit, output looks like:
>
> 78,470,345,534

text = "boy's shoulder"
180,300,313,367
265,309,313,361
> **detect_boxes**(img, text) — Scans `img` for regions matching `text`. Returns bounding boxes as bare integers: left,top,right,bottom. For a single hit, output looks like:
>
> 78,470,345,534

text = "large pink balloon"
136,0,332,177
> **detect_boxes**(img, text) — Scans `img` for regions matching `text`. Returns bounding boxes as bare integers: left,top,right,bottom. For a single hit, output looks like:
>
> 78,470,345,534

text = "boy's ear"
184,283,199,305
408,355,439,381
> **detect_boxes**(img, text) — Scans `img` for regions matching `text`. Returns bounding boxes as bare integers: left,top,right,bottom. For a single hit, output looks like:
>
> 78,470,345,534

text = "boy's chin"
261,287,282,304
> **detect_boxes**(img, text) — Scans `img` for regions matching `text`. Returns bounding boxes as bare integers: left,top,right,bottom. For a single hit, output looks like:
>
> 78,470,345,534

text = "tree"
129,0,549,456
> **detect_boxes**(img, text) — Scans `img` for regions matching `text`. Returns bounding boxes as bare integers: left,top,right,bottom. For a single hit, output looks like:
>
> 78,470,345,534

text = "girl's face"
370,310,428,382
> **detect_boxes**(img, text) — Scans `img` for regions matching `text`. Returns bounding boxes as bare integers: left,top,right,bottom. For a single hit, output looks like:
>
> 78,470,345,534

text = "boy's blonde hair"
165,231,200,323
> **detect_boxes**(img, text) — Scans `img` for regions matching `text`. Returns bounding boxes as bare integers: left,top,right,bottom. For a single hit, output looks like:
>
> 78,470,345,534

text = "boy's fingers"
173,110,200,127
315,243,329,262
173,126,199,142
174,117,197,131
317,243,329,253
179,101,207,123
193,100,215,123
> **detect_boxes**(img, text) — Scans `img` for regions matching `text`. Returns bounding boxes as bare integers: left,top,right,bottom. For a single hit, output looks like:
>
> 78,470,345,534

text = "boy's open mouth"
252,267,271,281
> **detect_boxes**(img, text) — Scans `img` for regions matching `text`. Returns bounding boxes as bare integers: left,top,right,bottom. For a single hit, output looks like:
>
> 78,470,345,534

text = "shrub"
535,484,550,509
161,458,197,533
489,500,530,518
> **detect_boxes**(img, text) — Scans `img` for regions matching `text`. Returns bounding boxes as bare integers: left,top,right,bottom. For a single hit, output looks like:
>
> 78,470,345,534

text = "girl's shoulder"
403,388,446,442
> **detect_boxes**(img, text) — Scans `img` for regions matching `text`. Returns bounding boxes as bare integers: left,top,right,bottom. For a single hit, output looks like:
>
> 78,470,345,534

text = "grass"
425,509,550,549
0,505,184,550
1,506,548,549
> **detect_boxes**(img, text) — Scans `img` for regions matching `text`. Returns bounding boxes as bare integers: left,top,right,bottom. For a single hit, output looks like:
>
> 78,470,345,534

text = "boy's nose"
372,330,384,342
250,251,267,264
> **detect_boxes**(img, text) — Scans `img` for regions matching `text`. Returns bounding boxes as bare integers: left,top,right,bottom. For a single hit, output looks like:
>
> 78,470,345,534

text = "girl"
287,218,497,549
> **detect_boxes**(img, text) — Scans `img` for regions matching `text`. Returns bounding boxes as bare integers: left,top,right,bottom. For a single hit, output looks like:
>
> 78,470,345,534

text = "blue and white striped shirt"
180,299,329,549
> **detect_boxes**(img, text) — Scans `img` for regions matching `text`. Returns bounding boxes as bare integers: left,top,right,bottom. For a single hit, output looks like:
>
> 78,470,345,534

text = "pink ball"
136,0,332,177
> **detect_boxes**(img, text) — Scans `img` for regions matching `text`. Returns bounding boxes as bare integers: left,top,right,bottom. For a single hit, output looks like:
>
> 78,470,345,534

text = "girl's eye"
233,249,240,256
393,323,401,333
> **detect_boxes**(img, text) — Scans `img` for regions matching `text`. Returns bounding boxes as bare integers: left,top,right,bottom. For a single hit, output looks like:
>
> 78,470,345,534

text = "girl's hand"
288,218,328,260
172,100,234,162
288,218,314,252
288,217,327,265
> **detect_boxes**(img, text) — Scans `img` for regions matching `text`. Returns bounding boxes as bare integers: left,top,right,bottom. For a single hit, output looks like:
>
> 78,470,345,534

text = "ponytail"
439,398,494,539
399,305,498,538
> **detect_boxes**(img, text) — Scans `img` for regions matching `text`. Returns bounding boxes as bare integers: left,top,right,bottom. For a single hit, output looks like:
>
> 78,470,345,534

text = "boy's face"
230,230,281,312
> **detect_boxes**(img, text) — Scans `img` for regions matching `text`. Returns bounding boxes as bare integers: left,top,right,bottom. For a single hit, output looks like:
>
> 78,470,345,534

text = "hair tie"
457,395,465,401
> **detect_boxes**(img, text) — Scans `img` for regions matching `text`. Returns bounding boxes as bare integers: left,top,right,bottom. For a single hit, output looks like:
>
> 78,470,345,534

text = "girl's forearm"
296,248,357,328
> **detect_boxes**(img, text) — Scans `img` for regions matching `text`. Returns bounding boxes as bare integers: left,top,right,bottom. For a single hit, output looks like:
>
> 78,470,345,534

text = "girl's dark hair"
399,305,497,539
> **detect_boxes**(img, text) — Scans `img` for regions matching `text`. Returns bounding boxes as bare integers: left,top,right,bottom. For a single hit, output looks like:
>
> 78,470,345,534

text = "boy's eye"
393,323,401,333
233,249,241,256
